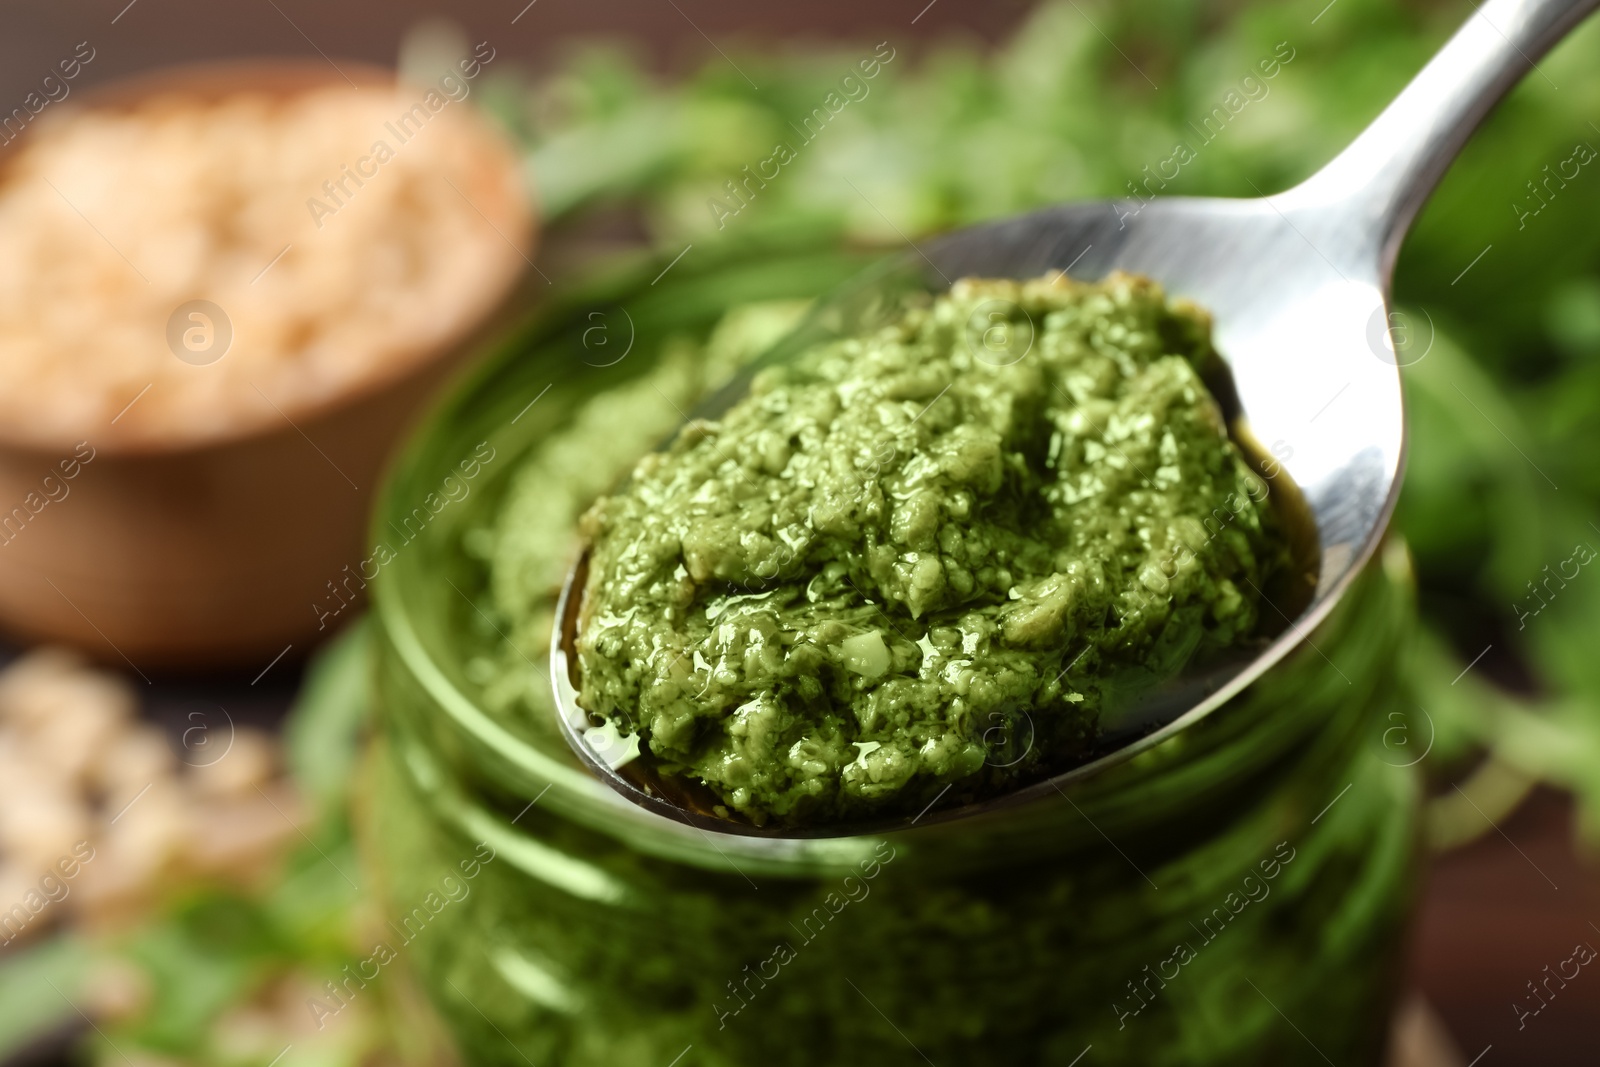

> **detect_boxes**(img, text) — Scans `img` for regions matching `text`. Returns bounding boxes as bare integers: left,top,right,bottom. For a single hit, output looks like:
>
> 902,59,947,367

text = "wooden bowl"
0,60,536,670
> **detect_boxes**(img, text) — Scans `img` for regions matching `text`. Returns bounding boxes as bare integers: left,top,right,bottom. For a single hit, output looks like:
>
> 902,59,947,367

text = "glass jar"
365,247,1422,1066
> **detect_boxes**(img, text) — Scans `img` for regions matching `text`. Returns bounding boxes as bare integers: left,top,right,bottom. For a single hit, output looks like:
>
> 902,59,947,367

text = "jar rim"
367,248,1389,869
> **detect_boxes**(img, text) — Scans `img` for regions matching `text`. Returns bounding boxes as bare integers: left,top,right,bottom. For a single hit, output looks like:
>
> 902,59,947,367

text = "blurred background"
0,0,1598,1064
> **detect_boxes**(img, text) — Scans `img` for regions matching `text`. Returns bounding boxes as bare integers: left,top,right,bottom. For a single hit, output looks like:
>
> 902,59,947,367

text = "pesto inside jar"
561,272,1292,827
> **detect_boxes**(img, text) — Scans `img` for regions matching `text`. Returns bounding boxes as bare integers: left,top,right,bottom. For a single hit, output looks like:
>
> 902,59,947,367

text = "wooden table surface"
1408,789,1600,1065
0,0,1033,117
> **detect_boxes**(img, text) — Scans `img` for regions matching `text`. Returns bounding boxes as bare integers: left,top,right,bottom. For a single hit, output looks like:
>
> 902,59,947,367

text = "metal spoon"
553,0,1598,836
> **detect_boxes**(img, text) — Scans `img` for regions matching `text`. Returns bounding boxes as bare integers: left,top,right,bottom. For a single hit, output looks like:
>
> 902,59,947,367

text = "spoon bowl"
553,0,1598,836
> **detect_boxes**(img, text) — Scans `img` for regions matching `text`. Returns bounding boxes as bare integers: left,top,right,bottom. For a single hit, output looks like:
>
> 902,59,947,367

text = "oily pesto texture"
475,303,811,727
577,272,1290,826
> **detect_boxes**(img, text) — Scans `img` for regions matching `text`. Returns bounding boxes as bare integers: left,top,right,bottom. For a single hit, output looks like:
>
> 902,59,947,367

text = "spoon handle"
1293,0,1599,278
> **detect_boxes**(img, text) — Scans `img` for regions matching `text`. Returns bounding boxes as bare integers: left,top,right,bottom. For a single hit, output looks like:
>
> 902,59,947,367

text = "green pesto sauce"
476,303,812,724
571,273,1290,826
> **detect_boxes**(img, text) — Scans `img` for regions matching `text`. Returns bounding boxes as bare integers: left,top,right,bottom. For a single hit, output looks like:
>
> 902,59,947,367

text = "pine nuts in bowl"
0,59,536,668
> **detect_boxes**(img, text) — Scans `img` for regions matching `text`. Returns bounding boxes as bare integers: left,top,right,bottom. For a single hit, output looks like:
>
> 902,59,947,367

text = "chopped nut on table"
0,648,304,943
